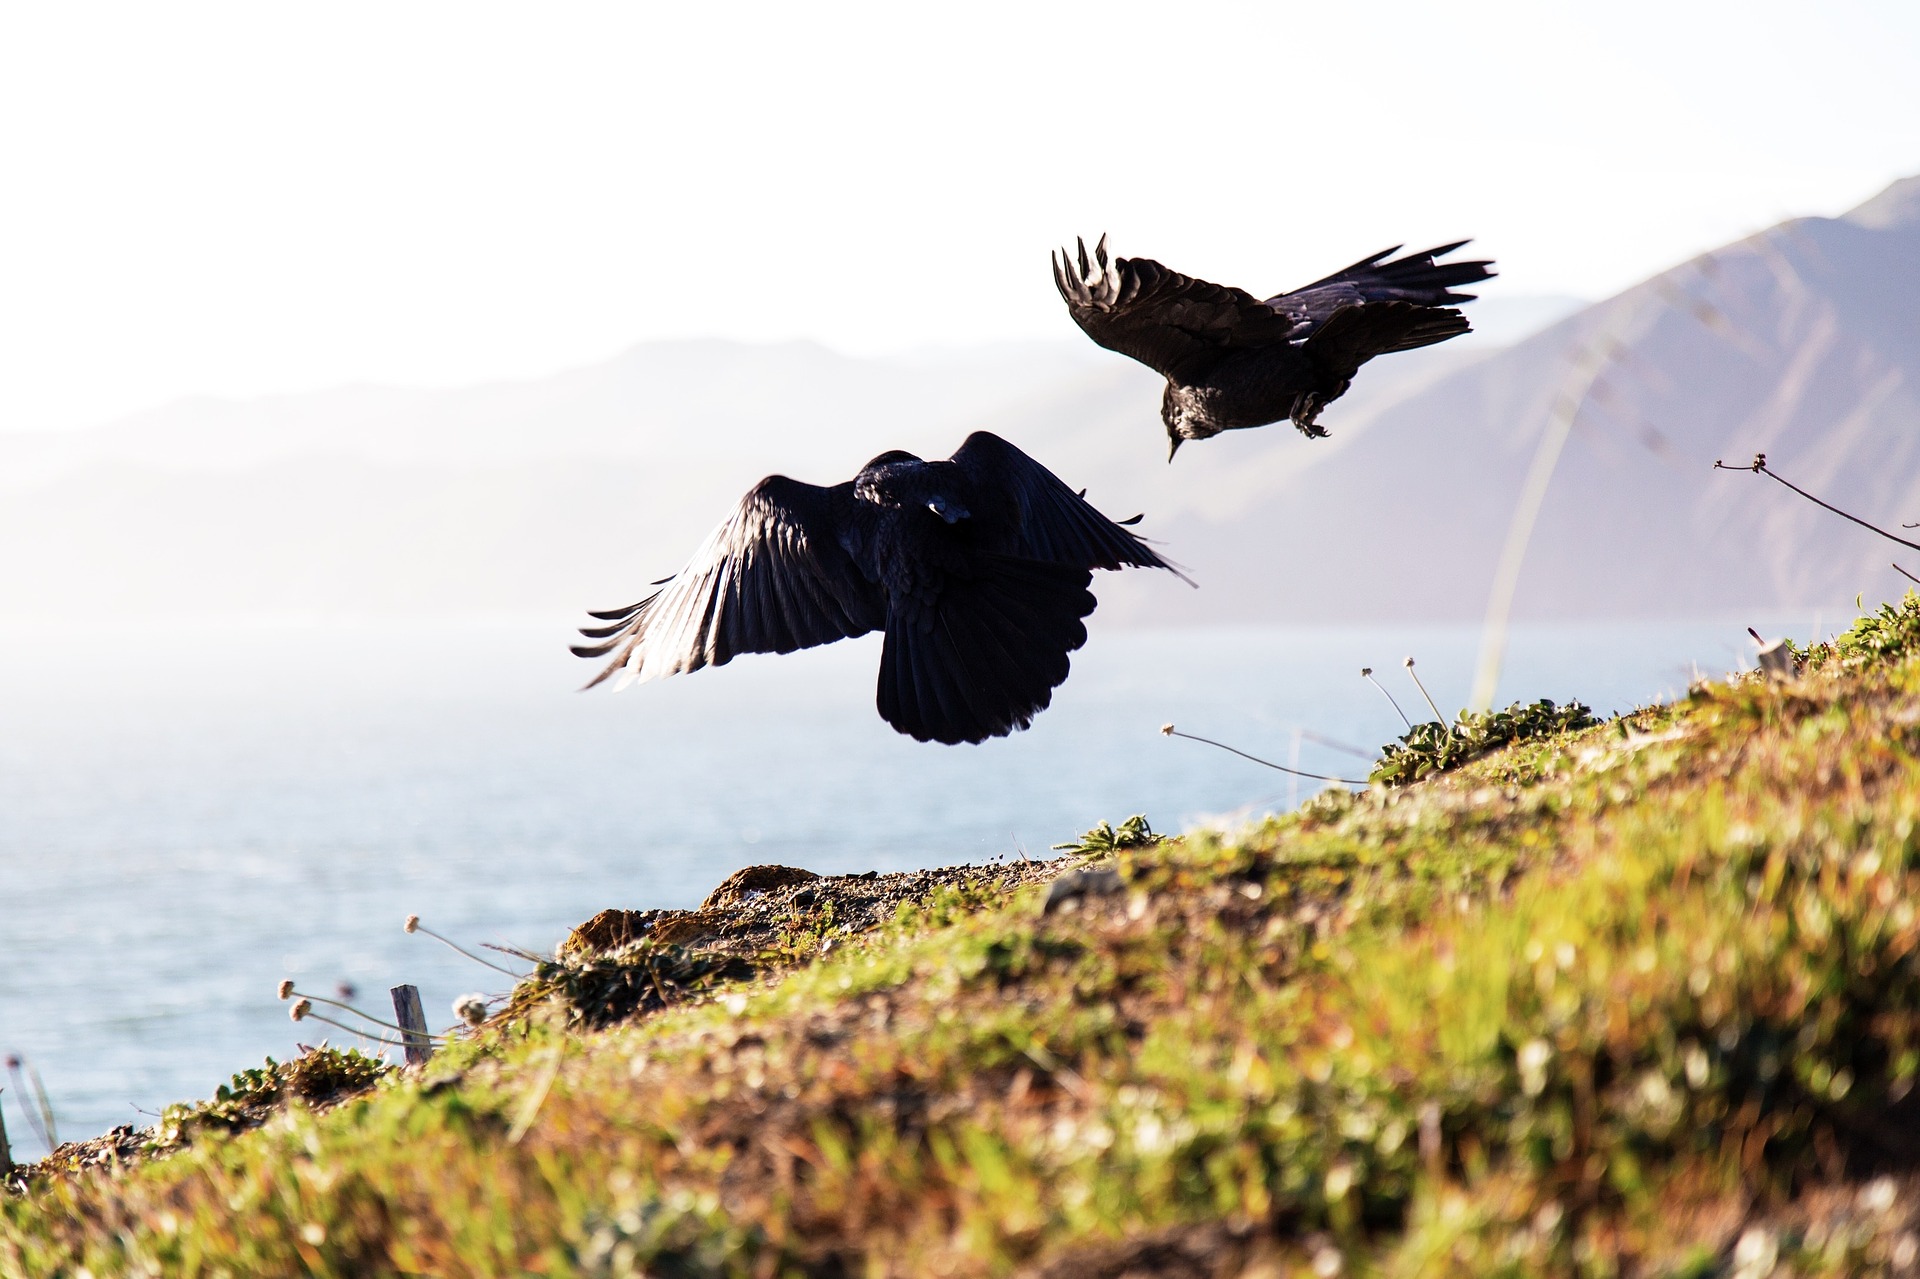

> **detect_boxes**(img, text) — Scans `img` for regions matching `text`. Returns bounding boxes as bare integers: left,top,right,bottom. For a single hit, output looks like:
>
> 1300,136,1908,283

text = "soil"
560,856,1070,961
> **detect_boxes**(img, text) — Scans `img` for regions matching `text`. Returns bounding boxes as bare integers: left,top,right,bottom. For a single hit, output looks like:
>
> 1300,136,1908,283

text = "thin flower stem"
287,989,436,1038
294,1011,406,1048
1404,658,1447,724
1163,727,1366,786
1361,668,1413,729
1894,563,1920,587
413,925,527,978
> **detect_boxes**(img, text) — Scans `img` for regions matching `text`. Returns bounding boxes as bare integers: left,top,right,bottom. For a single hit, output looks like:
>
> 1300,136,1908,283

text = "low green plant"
1370,698,1599,786
149,1048,389,1150
1051,814,1162,856
1799,589,1920,671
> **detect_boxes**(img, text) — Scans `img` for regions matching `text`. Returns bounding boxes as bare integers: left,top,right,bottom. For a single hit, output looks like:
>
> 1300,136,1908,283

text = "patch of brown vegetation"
563,857,1064,966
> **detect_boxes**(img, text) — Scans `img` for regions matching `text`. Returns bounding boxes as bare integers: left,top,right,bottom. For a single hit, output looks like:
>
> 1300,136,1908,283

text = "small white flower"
1683,1042,1710,1088
1732,1227,1776,1279
404,914,420,934
1517,1039,1552,1096
277,980,295,1000
290,998,312,1022
452,994,490,1026
1860,1176,1897,1214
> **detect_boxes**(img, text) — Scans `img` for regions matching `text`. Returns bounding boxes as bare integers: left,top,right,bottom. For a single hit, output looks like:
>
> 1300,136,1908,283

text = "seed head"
277,980,294,1000
404,914,420,934
290,998,313,1022
1360,667,1372,677
1160,723,1174,736
1403,656,1415,668
452,994,490,1026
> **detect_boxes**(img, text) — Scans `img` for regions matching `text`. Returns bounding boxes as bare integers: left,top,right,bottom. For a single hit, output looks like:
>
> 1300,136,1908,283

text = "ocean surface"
0,614,1813,1148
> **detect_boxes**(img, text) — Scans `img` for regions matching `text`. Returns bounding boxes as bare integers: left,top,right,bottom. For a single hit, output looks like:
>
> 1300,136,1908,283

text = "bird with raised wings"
1053,237,1495,458
572,431,1189,745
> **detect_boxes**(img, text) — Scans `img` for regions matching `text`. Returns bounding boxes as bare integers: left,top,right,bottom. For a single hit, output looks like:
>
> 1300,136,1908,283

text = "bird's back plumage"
1053,236,1496,451
574,432,1185,743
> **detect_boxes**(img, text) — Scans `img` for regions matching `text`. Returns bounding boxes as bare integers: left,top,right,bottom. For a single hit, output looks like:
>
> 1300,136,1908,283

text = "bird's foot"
1292,395,1330,439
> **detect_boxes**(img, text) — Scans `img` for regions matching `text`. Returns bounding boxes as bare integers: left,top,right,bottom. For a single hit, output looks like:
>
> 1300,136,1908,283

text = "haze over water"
0,614,1804,1147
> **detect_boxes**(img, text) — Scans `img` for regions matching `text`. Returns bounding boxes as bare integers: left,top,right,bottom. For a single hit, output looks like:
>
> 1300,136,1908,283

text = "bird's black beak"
1166,436,1183,463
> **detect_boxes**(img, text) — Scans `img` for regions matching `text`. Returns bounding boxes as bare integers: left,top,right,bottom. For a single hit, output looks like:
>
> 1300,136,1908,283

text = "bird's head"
856,455,971,523
1160,384,1214,462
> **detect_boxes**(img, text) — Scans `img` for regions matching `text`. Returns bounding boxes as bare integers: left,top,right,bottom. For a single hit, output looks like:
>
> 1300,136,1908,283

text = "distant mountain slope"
1143,174,1920,622
0,181,1913,626
0,318,1481,623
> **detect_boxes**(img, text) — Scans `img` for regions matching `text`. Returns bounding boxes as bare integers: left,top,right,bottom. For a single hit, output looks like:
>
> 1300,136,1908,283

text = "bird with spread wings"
573,431,1190,745
1053,237,1494,458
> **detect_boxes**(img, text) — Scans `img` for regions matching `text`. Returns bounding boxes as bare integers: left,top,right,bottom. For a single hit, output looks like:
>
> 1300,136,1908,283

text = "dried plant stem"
1714,455,1920,553
5,1059,56,1153
1300,730,1376,762
1162,727,1365,786
1893,563,1920,587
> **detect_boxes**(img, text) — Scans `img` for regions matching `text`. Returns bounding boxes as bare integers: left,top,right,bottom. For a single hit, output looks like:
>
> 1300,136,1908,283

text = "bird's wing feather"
572,476,883,688
948,431,1194,584
1053,236,1295,379
1267,241,1494,338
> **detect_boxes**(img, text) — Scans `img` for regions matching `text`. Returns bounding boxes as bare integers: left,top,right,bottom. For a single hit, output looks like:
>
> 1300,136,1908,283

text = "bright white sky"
2,0,1917,432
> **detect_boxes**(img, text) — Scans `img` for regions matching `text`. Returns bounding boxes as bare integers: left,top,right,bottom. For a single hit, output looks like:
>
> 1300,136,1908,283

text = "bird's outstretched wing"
1267,242,1494,339
948,431,1195,584
1053,235,1296,379
572,476,884,689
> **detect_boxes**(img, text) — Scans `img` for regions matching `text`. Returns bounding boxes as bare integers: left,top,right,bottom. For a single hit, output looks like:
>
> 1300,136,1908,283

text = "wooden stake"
390,984,433,1065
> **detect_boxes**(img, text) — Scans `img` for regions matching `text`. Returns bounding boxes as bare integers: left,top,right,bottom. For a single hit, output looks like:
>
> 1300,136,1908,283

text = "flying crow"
573,431,1188,744
1053,237,1495,458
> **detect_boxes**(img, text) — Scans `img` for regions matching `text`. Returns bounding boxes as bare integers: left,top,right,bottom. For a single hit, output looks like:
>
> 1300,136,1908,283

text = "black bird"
572,431,1188,745
1053,237,1495,458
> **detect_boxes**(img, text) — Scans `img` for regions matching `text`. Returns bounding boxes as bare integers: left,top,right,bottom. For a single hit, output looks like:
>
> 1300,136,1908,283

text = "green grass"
9,595,1920,1277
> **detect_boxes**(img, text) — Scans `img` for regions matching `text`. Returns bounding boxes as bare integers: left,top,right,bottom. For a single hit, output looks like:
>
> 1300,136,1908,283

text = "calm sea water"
0,615,1807,1147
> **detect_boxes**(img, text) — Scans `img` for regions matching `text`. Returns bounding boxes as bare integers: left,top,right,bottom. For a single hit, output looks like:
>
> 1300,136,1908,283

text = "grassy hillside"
9,598,1920,1277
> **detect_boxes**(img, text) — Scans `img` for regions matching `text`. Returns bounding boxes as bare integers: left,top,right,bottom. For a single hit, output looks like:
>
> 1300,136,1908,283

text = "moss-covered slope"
10,599,1920,1277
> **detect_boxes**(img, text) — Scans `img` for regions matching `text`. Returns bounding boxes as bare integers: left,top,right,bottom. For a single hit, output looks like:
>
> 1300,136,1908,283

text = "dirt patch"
561,857,1071,964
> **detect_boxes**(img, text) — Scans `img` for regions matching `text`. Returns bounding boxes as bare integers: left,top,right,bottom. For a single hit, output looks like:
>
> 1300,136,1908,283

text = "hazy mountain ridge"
0,188,1913,625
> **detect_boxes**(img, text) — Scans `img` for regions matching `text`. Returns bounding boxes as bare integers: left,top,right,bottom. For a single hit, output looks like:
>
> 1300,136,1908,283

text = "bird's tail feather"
876,555,1095,745
1295,242,1495,307
1308,301,1470,373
